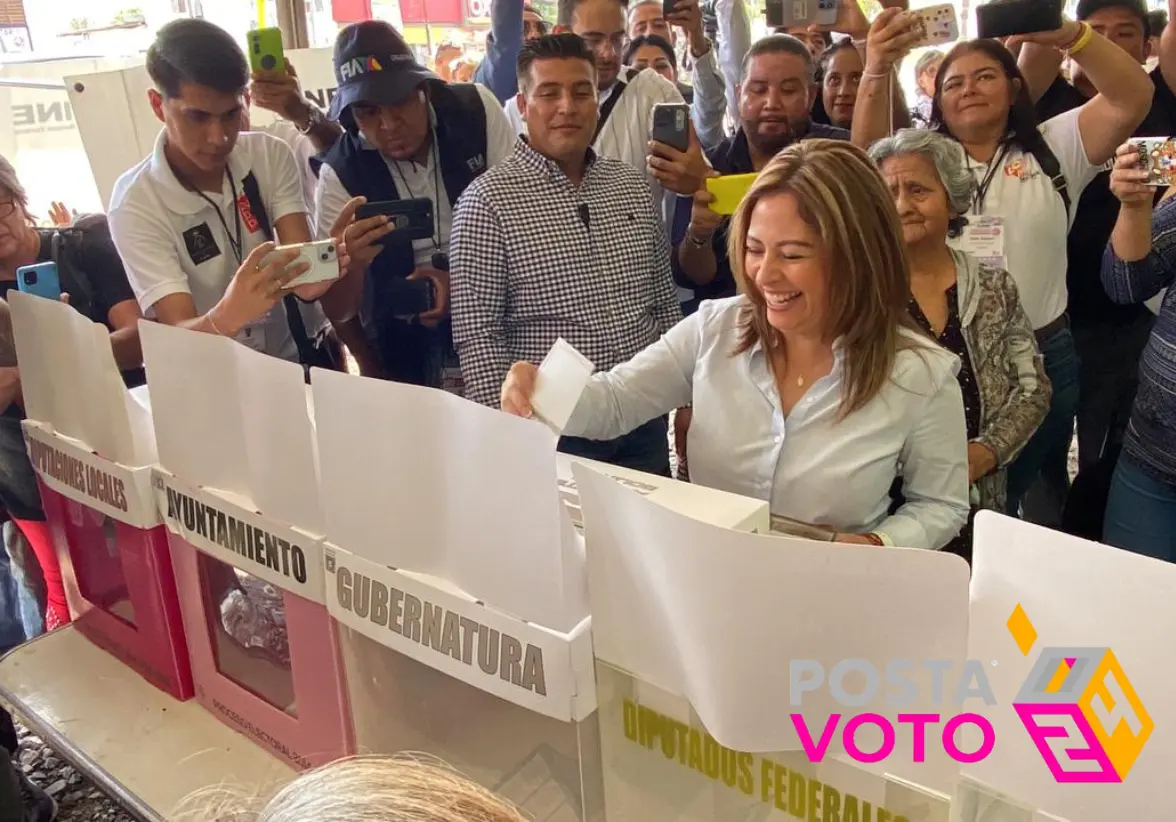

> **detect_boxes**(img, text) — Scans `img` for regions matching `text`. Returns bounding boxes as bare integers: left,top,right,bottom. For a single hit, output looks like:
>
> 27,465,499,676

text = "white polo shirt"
949,107,1100,331
108,130,311,361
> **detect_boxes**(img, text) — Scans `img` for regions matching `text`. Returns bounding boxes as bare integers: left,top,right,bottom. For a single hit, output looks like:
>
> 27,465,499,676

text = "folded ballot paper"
531,338,595,434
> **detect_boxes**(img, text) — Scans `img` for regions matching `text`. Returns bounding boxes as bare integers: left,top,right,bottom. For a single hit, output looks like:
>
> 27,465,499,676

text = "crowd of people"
0,0,1174,817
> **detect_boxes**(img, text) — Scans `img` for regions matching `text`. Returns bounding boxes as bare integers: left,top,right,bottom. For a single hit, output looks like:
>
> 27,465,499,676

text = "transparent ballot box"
327,545,604,821
28,422,192,700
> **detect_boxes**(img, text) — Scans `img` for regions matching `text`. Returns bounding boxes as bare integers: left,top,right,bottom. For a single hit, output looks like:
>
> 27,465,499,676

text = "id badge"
957,215,1006,270
237,323,267,353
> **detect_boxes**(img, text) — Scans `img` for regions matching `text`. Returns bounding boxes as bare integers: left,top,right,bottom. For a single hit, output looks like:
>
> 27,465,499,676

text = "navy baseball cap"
328,21,437,121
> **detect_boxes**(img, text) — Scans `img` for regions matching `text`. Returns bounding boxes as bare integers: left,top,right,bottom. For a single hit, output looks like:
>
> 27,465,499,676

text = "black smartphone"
663,0,677,18
975,0,1063,40
355,198,435,245
387,277,436,319
651,103,690,153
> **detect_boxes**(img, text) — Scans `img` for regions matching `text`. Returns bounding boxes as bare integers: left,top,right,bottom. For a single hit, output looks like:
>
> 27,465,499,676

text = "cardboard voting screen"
572,463,971,793
67,49,336,210
10,292,154,465
965,512,1173,822
311,367,587,634
139,321,323,536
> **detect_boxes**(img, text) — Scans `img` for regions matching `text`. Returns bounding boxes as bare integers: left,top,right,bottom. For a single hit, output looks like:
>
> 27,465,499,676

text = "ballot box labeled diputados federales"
141,322,353,770
11,293,192,700
571,461,973,821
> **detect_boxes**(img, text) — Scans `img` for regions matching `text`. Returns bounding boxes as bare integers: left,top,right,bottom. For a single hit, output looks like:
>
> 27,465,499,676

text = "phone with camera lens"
651,103,690,152
355,198,435,246
247,27,286,74
16,261,62,301
263,239,339,288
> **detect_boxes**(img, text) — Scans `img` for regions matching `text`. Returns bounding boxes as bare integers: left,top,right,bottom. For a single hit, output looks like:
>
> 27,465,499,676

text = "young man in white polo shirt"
108,19,383,364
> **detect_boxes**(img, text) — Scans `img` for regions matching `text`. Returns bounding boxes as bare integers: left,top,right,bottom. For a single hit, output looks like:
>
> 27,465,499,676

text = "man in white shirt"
108,19,367,365
503,0,706,222
313,21,515,385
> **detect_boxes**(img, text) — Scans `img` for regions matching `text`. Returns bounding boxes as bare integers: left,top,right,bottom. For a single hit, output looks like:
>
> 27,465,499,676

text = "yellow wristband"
1067,22,1095,57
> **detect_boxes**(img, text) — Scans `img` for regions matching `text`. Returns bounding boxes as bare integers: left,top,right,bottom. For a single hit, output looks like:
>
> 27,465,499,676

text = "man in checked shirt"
451,33,683,476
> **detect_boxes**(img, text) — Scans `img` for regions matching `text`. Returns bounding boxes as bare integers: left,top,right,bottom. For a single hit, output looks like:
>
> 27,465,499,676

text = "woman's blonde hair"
179,754,530,822
727,138,918,417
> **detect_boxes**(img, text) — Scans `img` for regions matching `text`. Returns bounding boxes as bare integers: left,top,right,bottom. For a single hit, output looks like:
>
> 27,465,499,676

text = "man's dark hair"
523,3,551,33
1149,9,1167,37
557,0,625,28
623,34,675,67
146,19,249,99
517,32,597,91
741,34,815,83
1076,0,1149,32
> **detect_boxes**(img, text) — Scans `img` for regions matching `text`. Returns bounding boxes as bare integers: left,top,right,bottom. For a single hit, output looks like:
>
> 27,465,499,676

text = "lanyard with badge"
171,163,267,352
389,131,465,397
957,141,1009,270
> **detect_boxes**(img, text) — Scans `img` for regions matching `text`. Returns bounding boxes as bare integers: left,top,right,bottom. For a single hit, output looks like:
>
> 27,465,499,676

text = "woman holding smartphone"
501,140,970,550
853,10,1152,527
1100,142,1176,562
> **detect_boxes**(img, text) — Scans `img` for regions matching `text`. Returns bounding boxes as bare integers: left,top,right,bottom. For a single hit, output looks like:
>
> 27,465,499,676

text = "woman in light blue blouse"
502,140,971,550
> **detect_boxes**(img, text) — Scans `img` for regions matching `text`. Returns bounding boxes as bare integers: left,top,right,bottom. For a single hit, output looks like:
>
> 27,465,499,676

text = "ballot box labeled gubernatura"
141,322,352,770
571,461,972,822
10,293,192,700
313,368,607,820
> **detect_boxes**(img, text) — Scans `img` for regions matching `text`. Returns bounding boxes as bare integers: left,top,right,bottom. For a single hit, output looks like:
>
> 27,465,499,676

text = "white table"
0,626,295,821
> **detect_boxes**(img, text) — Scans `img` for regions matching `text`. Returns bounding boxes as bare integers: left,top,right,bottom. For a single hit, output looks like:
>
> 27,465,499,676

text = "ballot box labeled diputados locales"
10,293,192,700
571,461,972,822
141,322,353,770
312,368,606,820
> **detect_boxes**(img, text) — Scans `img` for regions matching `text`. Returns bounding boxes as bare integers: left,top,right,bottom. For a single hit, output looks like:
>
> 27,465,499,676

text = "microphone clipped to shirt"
577,203,590,230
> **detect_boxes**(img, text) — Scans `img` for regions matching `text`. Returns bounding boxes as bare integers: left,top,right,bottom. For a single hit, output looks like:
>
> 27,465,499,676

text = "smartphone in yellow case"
705,173,758,216
246,27,285,73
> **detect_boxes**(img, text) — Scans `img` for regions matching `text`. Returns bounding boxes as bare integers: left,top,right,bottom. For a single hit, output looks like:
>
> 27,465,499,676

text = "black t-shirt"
1036,67,1176,327
33,224,144,387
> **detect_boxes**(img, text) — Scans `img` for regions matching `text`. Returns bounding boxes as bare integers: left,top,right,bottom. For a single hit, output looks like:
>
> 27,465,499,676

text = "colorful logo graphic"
1007,604,1152,783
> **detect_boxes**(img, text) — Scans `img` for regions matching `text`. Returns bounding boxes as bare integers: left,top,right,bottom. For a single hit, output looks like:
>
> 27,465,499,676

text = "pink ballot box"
26,421,193,700
8,292,190,700
311,368,603,819
140,321,353,770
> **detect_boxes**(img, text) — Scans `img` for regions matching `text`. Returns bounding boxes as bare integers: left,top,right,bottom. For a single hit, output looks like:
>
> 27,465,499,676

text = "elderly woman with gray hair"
870,129,1051,560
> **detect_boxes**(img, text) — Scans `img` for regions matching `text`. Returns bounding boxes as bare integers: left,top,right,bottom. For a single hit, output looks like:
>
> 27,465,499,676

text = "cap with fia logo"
328,21,438,122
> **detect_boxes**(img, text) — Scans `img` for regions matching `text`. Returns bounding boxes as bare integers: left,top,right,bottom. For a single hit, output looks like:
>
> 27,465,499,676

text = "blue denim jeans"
0,521,44,655
1103,456,1176,563
1006,326,1081,526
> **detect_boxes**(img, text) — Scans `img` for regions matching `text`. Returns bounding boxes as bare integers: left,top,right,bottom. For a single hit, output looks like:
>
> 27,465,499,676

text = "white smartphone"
263,239,340,288
911,3,959,48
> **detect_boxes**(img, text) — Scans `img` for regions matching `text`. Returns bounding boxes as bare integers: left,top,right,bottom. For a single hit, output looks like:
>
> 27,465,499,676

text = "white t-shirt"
313,83,515,268
949,107,1099,331
108,130,312,361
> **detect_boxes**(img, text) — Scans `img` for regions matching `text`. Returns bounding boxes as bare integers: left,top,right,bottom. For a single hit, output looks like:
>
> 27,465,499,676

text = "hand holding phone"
262,239,340,288
355,198,435,245
863,8,926,74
